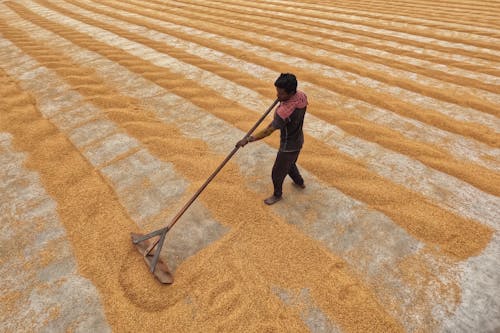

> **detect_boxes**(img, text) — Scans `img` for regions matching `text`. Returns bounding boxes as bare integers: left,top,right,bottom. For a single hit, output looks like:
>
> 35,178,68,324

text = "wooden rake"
131,99,279,283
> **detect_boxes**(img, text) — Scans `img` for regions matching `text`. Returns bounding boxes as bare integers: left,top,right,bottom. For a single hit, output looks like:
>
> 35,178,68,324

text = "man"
236,73,307,205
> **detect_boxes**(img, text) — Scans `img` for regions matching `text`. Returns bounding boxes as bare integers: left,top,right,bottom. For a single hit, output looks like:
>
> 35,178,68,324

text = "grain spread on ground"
1,0,499,332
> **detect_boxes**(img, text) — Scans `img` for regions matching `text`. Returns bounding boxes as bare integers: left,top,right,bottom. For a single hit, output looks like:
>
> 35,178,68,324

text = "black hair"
274,73,297,94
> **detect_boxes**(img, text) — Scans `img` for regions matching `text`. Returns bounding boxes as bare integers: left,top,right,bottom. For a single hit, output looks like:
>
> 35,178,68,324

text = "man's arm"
251,123,277,141
236,122,277,147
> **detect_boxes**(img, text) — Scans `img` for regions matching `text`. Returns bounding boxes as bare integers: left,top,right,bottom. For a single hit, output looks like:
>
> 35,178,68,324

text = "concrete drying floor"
1,0,499,332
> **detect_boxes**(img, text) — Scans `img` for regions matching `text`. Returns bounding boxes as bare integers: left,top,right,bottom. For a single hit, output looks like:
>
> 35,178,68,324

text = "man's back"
272,106,306,152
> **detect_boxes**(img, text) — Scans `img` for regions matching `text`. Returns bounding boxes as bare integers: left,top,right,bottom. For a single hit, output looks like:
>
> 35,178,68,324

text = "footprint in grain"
204,279,245,320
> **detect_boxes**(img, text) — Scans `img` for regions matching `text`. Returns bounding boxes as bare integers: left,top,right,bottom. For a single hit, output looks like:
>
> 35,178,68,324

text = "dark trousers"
272,150,304,197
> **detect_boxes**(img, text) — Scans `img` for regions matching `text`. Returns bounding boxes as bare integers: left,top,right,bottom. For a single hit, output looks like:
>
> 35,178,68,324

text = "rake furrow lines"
0,5,472,330
2,0,494,230
255,0,500,38
2,17,286,329
83,0,500,143
283,0,500,17
153,0,500,111
339,0,500,18
127,0,500,100
317,7,499,31
8,0,496,262
0,72,111,333
172,0,500,60
35,0,500,199
132,1,500,95
0,11,230,235
0,10,409,333
68,0,498,175
136,0,500,64
2,0,499,332
196,0,500,53
0,58,148,332
103,0,500,84
78,0,500,147
99,0,498,87
314,0,500,29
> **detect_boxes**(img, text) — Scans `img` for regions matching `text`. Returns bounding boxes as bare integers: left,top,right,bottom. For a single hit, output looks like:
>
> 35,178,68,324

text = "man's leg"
288,151,304,187
266,151,300,205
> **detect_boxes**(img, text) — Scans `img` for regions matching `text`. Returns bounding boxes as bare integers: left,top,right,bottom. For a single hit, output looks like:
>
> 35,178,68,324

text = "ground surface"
0,0,499,332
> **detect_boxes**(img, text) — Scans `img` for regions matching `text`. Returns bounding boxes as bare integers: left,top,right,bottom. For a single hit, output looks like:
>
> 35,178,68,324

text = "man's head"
274,73,297,101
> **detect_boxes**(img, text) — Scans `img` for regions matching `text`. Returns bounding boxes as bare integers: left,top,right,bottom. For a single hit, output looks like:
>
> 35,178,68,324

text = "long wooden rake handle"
133,99,279,273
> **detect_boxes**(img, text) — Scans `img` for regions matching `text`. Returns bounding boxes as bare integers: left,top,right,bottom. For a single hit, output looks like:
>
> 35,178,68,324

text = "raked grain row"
1,1,499,332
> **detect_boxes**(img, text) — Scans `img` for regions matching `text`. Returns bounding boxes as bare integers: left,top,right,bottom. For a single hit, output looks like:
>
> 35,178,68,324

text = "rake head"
130,232,174,284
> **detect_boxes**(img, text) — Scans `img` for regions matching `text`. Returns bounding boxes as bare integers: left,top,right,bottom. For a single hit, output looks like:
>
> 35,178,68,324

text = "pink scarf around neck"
276,90,308,120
